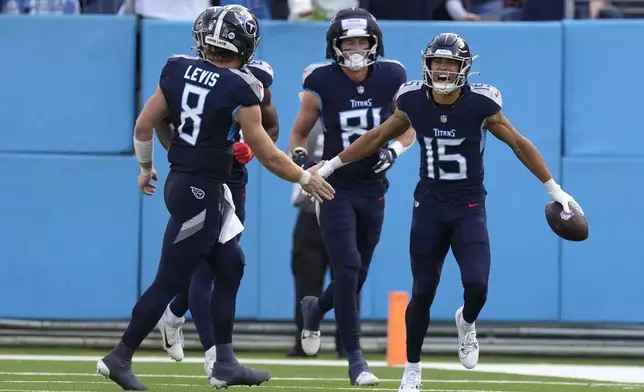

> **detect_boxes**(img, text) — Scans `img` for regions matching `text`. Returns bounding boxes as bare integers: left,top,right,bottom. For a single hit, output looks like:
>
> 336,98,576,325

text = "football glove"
233,142,254,164
544,179,584,215
373,147,397,174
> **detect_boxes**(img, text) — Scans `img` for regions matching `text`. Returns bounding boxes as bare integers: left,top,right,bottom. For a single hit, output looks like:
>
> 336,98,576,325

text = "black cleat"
209,361,271,389
96,351,148,391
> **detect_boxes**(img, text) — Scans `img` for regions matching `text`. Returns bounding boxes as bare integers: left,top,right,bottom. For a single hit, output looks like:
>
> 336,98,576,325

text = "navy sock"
347,349,368,380
215,343,237,364
317,282,334,314
114,339,135,363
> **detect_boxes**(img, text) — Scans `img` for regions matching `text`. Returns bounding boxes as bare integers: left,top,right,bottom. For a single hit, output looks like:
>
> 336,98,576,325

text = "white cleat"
301,329,321,356
157,310,185,362
204,346,217,378
399,365,421,392
354,371,380,386
455,306,479,369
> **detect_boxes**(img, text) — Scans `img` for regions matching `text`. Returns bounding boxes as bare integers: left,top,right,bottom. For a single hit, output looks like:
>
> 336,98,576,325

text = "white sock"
163,306,182,325
405,361,421,370
205,345,217,359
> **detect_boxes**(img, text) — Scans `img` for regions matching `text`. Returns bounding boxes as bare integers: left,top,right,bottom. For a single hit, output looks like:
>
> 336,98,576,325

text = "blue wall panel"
563,21,644,157
2,17,643,323
0,15,136,154
0,154,140,319
560,157,644,322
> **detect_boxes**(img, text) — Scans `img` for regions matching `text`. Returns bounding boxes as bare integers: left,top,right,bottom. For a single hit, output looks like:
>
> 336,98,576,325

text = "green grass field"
0,348,643,392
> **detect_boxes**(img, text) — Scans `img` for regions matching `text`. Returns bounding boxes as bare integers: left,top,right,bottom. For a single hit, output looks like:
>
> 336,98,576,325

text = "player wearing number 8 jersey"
288,7,415,386
96,6,334,391
316,32,583,392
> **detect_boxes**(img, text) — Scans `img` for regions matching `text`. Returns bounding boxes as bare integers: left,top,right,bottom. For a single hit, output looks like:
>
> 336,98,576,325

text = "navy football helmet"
422,33,478,94
325,7,384,71
192,5,260,67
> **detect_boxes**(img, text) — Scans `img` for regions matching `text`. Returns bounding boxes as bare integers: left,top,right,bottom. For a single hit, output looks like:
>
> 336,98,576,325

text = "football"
545,201,588,241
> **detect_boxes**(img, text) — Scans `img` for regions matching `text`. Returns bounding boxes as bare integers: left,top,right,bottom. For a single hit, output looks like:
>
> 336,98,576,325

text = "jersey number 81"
338,108,382,149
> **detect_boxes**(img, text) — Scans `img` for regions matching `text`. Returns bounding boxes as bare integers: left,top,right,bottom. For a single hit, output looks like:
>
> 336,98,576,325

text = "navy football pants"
316,189,385,354
405,182,490,363
122,172,244,350
168,181,246,351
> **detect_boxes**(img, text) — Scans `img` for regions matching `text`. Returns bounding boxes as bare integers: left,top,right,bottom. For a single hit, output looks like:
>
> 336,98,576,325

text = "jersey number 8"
423,137,468,180
177,83,211,146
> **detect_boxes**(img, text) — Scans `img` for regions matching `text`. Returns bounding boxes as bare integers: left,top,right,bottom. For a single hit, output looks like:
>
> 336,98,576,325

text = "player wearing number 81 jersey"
316,32,583,392
288,7,416,386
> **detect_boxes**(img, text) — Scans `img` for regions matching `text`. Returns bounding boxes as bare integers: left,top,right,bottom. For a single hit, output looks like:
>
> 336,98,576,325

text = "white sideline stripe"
0,388,518,392
0,381,522,392
1,354,644,384
0,373,640,388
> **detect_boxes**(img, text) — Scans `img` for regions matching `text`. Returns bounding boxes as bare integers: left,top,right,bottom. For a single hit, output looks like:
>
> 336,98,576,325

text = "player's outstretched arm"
486,111,583,214
237,105,334,202
134,85,169,173
260,88,279,142
318,108,411,178
288,91,321,157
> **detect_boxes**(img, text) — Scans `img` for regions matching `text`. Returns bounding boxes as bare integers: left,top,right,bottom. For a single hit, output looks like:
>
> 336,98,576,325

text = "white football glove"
544,179,584,215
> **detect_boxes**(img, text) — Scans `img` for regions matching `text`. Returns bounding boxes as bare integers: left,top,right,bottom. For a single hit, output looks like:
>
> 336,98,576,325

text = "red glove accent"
233,142,255,164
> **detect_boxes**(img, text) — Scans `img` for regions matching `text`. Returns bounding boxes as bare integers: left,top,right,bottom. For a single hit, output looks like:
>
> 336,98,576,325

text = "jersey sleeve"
382,59,408,91
394,80,423,114
159,56,183,96
230,68,264,107
247,60,274,89
301,62,330,95
469,83,503,118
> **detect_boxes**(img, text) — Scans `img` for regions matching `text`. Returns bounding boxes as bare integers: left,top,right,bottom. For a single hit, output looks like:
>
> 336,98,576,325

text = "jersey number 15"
177,83,211,146
423,137,468,180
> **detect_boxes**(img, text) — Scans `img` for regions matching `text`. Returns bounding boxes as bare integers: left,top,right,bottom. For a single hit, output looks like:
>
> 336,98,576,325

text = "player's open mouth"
434,73,453,83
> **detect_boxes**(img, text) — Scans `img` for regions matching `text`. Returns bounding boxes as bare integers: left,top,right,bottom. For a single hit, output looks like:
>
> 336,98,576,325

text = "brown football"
545,201,588,242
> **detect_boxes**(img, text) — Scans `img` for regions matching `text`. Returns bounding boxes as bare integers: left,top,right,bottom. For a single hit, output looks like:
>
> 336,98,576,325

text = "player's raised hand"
545,180,584,215
138,169,158,196
372,147,397,174
301,162,335,202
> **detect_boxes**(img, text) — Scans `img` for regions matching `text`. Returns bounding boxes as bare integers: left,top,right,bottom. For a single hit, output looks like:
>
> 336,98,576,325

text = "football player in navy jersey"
316,32,583,391
96,6,333,391
288,7,416,386
154,8,280,377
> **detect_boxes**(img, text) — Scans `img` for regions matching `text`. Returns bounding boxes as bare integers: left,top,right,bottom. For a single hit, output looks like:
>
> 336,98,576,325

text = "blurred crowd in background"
0,0,637,21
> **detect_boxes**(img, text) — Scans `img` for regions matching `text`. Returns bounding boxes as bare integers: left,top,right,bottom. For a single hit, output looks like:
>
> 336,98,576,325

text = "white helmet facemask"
422,51,478,94
333,30,378,72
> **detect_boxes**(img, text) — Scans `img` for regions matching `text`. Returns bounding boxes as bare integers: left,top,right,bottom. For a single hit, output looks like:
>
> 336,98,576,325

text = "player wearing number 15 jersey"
96,6,334,391
288,7,415,386
316,32,584,392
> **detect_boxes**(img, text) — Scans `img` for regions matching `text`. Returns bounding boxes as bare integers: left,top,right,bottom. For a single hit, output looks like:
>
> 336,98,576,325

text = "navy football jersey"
228,59,275,186
302,60,407,195
396,81,502,202
159,55,263,181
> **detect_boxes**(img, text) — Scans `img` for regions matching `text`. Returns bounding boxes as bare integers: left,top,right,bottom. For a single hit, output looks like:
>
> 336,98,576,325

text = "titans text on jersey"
302,59,406,194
